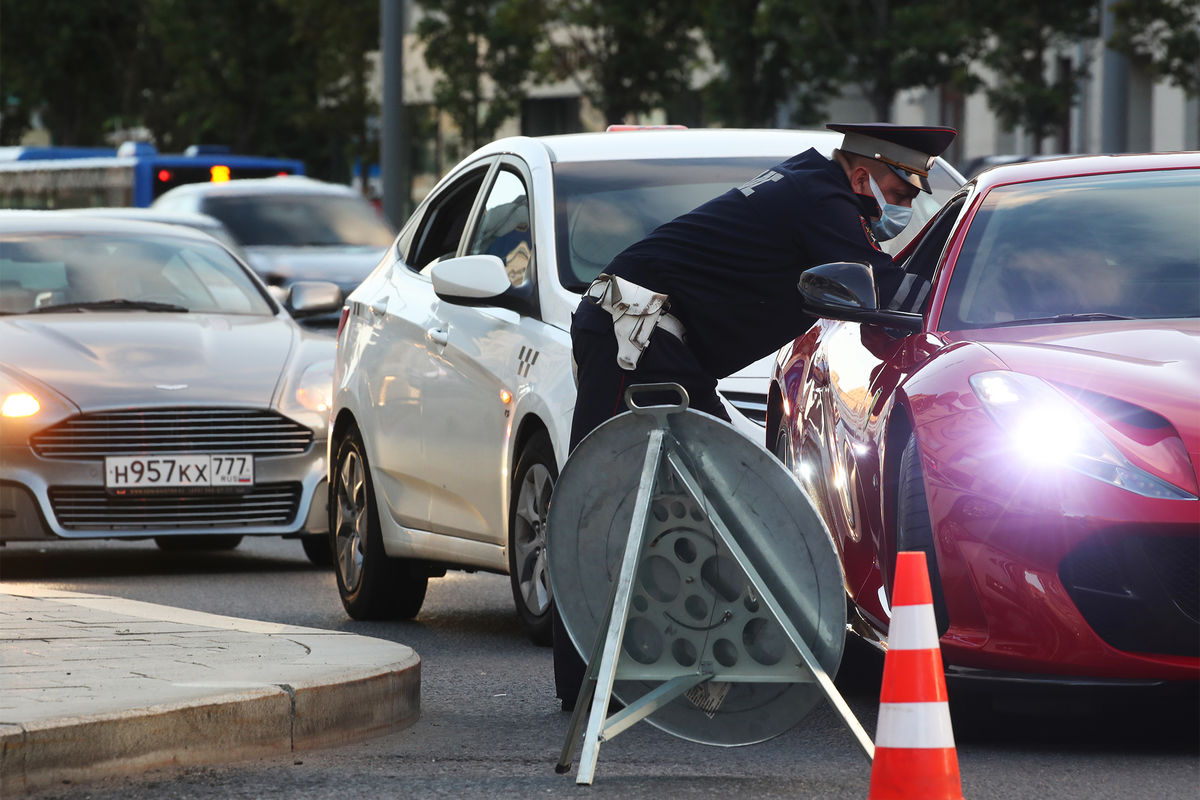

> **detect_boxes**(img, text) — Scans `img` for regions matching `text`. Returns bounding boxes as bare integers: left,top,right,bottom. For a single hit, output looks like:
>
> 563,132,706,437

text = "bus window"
0,143,303,209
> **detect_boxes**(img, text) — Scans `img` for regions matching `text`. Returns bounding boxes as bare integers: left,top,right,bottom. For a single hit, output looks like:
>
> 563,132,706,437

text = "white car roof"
466,128,845,164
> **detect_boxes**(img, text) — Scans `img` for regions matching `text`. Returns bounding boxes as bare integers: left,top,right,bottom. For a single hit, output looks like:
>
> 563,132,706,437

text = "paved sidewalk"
0,585,420,796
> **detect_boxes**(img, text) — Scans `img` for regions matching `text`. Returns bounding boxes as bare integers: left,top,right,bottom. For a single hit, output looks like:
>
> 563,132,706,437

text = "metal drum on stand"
548,386,861,771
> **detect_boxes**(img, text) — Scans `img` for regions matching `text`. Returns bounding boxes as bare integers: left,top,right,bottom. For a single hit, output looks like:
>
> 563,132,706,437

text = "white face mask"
867,173,913,241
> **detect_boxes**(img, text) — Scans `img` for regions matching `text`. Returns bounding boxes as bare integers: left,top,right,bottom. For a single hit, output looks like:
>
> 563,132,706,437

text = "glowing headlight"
2,391,40,418
969,371,1194,500
1,369,44,418
0,369,78,433
1008,406,1086,465
294,360,334,414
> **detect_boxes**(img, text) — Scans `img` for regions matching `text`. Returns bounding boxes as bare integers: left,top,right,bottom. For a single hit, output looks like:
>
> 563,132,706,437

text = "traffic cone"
867,551,963,800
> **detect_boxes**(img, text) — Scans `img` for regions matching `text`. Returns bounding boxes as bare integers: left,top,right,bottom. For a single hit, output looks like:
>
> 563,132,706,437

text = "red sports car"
768,152,1199,686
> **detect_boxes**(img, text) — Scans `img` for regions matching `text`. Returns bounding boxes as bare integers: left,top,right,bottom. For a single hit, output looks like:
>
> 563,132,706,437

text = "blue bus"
0,141,304,209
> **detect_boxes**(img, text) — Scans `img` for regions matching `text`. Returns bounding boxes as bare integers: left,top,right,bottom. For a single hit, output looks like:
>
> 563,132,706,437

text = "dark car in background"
152,175,395,329
768,152,1200,688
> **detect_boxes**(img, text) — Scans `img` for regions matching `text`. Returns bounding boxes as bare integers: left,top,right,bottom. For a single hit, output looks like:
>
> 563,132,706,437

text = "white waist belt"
585,273,686,370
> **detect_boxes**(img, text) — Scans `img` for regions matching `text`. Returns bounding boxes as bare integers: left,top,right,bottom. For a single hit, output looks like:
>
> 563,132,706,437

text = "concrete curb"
0,587,420,796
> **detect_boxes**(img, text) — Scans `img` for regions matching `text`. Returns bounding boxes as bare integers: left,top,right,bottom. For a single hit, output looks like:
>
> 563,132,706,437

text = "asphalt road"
2,536,1196,799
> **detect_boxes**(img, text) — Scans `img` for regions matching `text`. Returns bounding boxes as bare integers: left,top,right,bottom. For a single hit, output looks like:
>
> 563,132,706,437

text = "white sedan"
328,128,964,641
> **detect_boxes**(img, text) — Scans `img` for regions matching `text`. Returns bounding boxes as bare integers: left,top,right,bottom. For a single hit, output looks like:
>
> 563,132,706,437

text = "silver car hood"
1,314,297,410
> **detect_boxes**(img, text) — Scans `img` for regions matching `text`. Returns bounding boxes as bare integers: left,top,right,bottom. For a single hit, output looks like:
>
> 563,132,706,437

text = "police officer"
555,122,957,710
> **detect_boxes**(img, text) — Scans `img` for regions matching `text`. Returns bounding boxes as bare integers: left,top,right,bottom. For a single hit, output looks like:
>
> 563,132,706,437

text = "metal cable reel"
549,384,874,784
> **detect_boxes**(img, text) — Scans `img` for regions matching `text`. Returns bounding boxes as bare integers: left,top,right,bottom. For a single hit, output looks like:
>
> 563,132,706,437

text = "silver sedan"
0,212,341,561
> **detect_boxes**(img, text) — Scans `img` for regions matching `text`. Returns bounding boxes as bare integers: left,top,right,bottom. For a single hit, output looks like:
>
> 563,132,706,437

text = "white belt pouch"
585,273,683,370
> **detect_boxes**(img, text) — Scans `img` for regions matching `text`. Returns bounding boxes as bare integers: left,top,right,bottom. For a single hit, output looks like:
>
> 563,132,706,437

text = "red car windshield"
940,169,1200,329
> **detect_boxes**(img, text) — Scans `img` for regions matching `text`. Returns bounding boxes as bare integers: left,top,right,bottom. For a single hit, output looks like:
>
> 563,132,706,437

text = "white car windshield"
552,156,962,292
0,231,276,316
940,169,1200,328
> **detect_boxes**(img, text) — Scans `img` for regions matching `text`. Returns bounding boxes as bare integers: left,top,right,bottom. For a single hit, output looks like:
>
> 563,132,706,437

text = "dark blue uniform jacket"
576,148,901,378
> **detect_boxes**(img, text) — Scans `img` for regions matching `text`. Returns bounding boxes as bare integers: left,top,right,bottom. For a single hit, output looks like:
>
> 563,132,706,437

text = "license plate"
105,454,254,491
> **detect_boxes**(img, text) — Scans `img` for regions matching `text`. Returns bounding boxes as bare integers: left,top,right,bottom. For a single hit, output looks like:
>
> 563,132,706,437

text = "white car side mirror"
430,254,510,300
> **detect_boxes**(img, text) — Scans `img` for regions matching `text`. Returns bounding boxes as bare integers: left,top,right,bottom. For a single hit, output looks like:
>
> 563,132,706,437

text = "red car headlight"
968,370,1196,501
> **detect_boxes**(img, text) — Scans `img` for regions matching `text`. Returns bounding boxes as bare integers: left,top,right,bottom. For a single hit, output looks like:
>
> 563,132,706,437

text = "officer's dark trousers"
554,302,729,708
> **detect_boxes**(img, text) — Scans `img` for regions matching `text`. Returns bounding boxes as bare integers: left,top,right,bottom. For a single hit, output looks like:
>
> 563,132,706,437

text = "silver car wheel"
512,461,553,617
334,447,367,593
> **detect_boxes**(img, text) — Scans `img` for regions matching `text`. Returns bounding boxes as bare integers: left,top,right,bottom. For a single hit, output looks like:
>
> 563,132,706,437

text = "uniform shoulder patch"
859,216,882,251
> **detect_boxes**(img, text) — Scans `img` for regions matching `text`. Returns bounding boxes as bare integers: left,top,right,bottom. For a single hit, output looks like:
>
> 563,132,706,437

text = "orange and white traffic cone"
867,551,964,800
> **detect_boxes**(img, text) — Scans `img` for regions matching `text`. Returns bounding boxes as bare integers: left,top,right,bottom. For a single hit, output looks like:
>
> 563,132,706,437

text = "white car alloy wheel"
333,443,368,593
331,429,428,620
508,432,556,644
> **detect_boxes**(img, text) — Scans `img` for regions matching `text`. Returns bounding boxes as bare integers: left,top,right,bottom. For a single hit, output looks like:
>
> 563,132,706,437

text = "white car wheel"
331,428,427,620
508,431,556,645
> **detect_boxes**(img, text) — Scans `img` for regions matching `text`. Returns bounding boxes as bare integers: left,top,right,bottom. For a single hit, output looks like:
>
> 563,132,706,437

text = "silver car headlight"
969,370,1195,500
281,359,334,434
1,388,39,418
0,368,76,444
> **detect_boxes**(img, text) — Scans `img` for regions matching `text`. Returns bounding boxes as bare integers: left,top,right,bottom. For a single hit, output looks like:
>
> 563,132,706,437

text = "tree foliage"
142,1,314,155
972,0,1098,151
1,0,1190,179
0,0,379,182
0,0,149,145
761,0,981,123
1109,0,1200,96
142,0,380,182
415,0,547,152
279,0,381,181
539,0,700,125
697,0,810,127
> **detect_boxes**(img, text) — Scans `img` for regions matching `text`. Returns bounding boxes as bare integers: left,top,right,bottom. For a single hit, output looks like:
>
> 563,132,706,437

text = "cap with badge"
826,122,957,194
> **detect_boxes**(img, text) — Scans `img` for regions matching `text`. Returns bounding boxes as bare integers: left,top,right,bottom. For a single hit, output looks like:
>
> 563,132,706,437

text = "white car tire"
508,431,556,645
330,428,427,620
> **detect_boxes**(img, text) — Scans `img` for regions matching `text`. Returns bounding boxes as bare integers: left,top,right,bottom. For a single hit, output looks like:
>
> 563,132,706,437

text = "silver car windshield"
203,194,396,248
940,169,1200,329
552,156,961,292
0,232,276,316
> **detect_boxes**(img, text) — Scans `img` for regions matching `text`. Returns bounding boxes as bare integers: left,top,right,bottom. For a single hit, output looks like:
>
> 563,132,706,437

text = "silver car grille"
31,408,313,459
48,483,302,530
720,391,768,426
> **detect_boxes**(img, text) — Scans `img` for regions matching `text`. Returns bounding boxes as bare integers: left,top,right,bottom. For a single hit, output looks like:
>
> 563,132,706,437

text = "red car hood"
948,319,1200,456
1,313,297,410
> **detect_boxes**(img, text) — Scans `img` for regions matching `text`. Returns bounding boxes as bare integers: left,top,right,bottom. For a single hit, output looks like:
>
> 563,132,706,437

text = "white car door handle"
426,326,449,346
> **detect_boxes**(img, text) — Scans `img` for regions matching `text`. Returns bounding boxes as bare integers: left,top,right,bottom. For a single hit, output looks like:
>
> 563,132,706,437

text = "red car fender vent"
1059,530,1199,656
605,124,688,132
